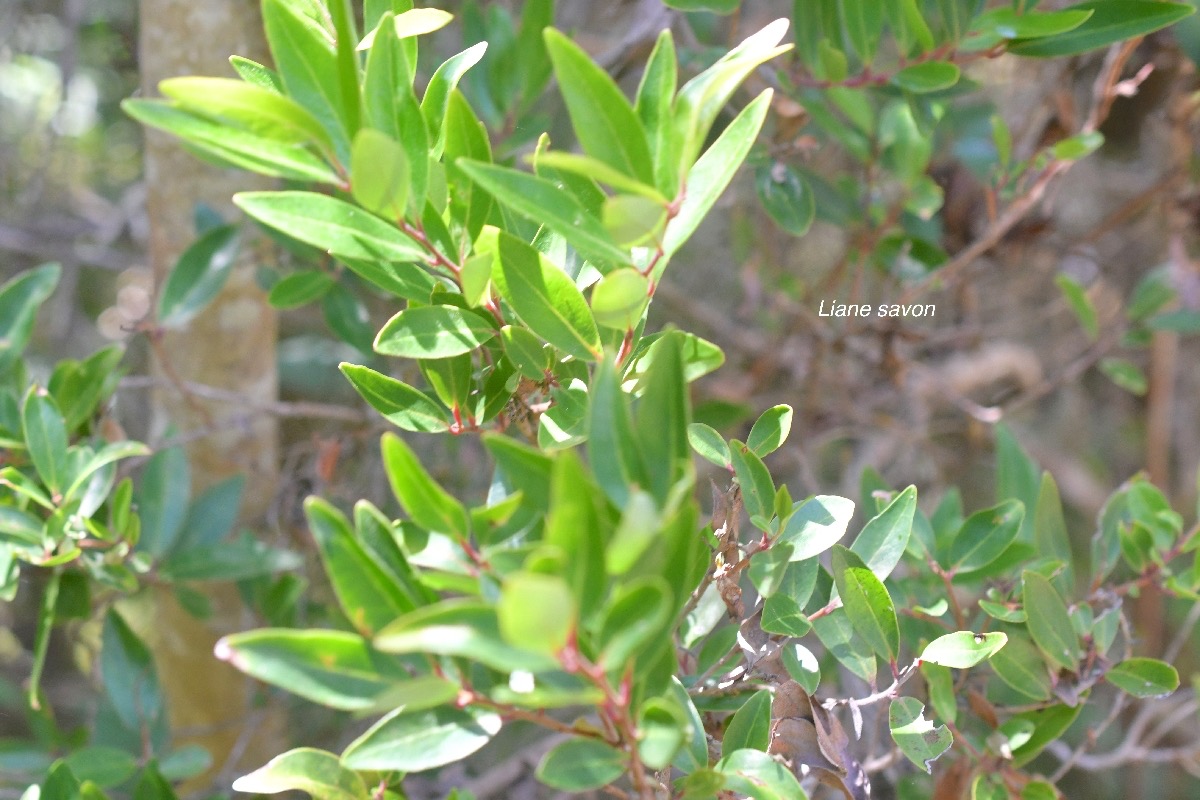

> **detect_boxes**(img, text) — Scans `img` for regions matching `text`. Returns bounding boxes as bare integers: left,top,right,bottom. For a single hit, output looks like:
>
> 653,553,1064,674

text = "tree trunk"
137,0,281,782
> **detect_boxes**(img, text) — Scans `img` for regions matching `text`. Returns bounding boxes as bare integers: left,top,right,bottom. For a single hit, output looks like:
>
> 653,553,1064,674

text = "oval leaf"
233,748,365,800
374,305,496,359
341,706,501,772
920,631,1008,669
1105,657,1179,698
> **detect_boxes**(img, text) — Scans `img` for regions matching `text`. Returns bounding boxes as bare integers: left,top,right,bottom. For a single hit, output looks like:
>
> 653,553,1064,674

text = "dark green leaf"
381,432,470,538
268,270,334,308
724,690,772,753
157,531,300,582
729,441,775,522
989,632,1053,700
891,61,961,93
1023,570,1082,671
0,263,59,372
948,500,1024,574
832,545,899,663
755,163,815,238
22,387,69,496
157,224,240,328
134,446,189,557
101,609,164,733
1008,2,1194,57
536,738,626,791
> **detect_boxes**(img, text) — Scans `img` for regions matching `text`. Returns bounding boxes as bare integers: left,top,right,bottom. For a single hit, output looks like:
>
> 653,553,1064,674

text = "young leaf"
1023,570,1082,671
350,128,409,218
157,224,240,328
543,29,655,185
342,706,502,771
536,738,626,792
422,43,489,154
663,89,773,259
635,30,679,194
920,631,1008,669
492,231,601,361
122,100,341,184
233,748,365,800
374,305,496,359
989,632,1053,701
497,572,575,655
268,270,334,308
1055,273,1098,339
890,697,952,773
832,545,900,664
729,441,775,522
747,404,793,457
234,191,425,264
381,432,470,538
1105,657,1179,698
687,423,731,468
590,268,650,330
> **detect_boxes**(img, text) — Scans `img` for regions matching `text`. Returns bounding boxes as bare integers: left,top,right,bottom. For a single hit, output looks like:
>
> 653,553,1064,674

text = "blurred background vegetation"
2,0,1200,798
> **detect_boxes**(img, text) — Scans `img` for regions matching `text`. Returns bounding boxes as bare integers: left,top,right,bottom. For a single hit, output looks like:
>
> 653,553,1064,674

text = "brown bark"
137,0,281,782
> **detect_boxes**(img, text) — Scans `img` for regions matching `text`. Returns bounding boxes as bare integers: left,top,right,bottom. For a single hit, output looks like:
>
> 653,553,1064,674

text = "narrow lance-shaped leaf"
381,432,470,539
22,386,69,497
340,363,450,433
157,224,240,328
544,28,655,185
1008,1,1195,58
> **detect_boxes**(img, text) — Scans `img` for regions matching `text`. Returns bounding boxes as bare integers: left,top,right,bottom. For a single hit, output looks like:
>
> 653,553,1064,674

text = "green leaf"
377,595,559,668
262,0,351,160
989,632,1053,700
381,433,469,538
133,446,189,557
374,305,496,359
636,30,680,194
1008,1,1195,57
781,642,821,694
234,747,365,800
158,76,334,153
779,495,855,560
304,496,416,634
920,631,1007,669
497,572,575,655
891,61,961,93
1105,657,1179,698
1146,309,1200,333
890,697,952,773
157,224,240,328
687,423,730,468
664,90,773,258
340,363,449,433
122,100,340,183
101,609,164,733
532,152,667,202
755,163,815,238
268,270,334,308
664,0,739,11
536,738,626,791
973,7,1093,43
724,690,772,753
587,357,646,507
590,268,650,331
598,577,672,669
842,0,885,63
1099,357,1148,395
1023,570,1082,671
492,231,601,361
234,191,425,264
747,404,793,457
157,532,300,582
22,387,68,497
948,499,1024,574
1010,703,1082,766
63,747,137,789
216,628,428,712
229,55,282,92
1052,131,1105,161
715,748,807,800
671,20,791,177
606,490,662,575
0,263,59,372
634,330,692,504
832,545,900,663
359,7,452,49
851,485,916,580
350,129,409,218
458,161,629,268
422,43,489,155
443,90,494,244
729,441,775,522
602,195,666,247
544,29,654,185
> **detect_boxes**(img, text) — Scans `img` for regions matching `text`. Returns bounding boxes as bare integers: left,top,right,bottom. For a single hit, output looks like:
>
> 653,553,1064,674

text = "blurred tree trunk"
137,0,281,782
